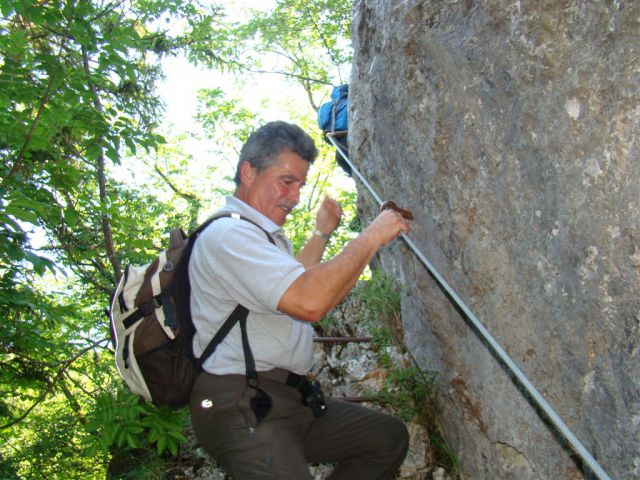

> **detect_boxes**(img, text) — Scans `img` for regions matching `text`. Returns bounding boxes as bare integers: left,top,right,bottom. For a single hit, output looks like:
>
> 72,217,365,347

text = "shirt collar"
220,196,283,235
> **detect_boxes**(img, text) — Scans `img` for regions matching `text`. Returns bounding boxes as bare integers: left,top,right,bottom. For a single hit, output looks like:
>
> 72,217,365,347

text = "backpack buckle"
139,297,161,316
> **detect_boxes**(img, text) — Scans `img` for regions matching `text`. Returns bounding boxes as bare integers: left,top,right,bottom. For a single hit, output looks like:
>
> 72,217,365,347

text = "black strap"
196,304,259,390
118,265,131,313
122,294,161,329
239,314,258,388
193,212,276,246
198,304,249,367
285,371,307,390
161,288,177,329
123,334,130,368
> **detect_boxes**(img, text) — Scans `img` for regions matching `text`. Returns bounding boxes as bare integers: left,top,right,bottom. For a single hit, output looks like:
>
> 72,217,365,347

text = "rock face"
350,2,639,479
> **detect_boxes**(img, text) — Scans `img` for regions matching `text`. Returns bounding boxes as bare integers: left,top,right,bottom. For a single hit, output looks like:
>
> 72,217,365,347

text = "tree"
0,0,355,477
227,0,352,108
0,0,244,477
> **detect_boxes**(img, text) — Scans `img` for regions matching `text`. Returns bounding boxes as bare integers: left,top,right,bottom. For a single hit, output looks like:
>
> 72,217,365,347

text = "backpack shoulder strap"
194,212,275,245
198,304,248,367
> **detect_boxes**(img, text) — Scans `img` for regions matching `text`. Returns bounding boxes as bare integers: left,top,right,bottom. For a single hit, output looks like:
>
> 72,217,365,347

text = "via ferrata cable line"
325,132,613,480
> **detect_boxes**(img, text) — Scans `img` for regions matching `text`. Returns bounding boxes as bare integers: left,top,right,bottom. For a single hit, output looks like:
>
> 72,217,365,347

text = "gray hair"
233,121,318,185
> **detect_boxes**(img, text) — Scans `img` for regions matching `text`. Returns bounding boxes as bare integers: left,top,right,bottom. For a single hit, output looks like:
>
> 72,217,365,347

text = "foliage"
324,269,404,343
212,0,353,108
0,0,254,477
380,366,437,423
195,87,260,150
320,271,460,476
380,365,459,474
430,426,460,477
84,390,187,457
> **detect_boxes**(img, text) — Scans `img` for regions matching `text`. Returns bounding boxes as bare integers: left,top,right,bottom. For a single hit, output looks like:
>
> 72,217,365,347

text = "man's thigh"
303,399,409,479
190,372,315,480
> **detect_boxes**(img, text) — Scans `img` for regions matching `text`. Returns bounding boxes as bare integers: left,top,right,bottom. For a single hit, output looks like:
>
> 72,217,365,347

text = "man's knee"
378,415,410,459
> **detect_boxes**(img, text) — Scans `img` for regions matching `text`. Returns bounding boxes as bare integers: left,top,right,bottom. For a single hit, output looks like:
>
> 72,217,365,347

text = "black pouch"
301,380,327,417
250,387,273,423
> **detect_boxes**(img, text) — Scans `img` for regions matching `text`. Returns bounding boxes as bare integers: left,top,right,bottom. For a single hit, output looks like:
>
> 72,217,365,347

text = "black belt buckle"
285,371,306,390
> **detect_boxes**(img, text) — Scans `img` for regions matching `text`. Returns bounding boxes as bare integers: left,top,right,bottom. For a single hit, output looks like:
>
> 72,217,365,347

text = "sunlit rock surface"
350,1,639,479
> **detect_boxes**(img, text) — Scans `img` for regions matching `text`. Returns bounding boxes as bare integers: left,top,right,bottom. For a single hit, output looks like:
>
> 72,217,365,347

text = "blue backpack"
318,84,348,132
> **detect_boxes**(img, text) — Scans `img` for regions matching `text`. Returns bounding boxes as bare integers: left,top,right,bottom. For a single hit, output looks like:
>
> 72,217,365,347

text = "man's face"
242,151,310,226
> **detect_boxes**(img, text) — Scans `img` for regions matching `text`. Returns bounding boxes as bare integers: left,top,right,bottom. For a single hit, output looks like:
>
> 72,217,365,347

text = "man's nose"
288,186,301,204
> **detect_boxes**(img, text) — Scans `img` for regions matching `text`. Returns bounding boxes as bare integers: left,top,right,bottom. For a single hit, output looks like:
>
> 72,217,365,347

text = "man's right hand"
363,209,412,246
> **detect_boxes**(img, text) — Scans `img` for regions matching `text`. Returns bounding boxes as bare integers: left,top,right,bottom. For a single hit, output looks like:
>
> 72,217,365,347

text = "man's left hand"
315,196,343,236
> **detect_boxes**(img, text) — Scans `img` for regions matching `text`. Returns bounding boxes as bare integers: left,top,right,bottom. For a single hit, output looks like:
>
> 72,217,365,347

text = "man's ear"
239,161,256,185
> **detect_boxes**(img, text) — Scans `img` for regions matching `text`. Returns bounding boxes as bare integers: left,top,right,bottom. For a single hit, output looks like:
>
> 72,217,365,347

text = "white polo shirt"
189,196,313,375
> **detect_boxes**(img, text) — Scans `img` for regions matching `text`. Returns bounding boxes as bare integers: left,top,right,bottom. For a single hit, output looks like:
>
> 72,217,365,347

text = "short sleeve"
193,218,305,313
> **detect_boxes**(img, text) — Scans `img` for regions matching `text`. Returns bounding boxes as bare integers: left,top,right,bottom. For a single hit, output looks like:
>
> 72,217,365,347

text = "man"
189,121,411,479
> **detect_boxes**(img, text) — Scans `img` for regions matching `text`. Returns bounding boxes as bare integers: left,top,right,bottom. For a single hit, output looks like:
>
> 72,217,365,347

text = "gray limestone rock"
350,1,639,479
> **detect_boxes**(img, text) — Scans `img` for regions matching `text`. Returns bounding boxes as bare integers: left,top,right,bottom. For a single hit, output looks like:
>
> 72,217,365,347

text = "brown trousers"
190,370,409,479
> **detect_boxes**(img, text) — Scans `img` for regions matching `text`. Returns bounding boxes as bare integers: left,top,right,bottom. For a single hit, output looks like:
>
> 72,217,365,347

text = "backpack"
109,214,273,409
317,84,349,133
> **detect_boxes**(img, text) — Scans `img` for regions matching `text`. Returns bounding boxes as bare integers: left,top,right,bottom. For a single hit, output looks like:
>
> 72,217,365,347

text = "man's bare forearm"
279,230,380,322
280,209,410,322
295,234,329,268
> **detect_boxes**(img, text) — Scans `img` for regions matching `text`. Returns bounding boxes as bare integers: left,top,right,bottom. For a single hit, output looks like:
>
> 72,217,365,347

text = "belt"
256,368,328,418
258,368,309,391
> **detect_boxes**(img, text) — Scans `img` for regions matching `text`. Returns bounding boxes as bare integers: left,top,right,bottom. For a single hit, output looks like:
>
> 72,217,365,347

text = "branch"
87,0,125,24
154,164,202,231
303,4,344,84
302,76,318,111
2,10,77,187
153,164,197,201
2,75,55,188
59,374,87,424
81,44,122,281
44,234,114,294
43,194,114,293
200,48,332,86
244,65,332,87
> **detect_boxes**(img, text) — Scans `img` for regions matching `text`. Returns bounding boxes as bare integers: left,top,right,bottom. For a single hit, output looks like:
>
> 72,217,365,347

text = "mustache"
278,202,297,212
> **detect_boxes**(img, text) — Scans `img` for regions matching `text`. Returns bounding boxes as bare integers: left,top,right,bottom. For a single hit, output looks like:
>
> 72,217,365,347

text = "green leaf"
166,429,186,442
0,0,14,16
5,204,39,224
147,427,159,443
167,437,178,456
124,136,137,154
105,144,120,163
156,435,166,455
63,208,80,227
115,426,127,447
126,433,138,449
85,143,102,161
24,251,55,275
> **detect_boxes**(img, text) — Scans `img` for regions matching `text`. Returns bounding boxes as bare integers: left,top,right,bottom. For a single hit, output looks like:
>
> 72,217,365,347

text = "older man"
189,121,411,479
